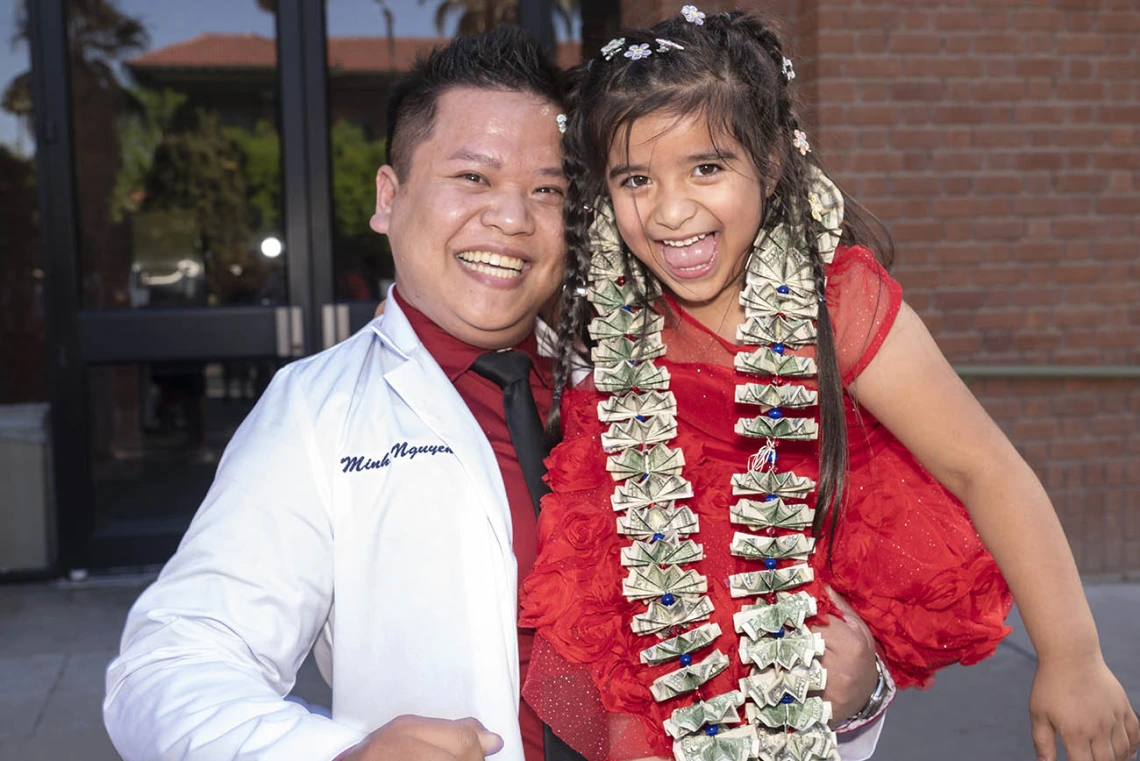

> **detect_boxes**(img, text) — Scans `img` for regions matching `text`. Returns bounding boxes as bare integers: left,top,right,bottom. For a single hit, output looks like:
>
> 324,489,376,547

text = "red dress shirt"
393,289,549,761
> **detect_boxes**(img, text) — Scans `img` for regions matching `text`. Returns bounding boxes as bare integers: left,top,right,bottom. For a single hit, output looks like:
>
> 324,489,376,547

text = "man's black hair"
385,27,564,179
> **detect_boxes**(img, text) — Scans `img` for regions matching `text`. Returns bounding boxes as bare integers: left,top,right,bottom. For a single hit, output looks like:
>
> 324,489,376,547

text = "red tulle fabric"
520,246,1013,761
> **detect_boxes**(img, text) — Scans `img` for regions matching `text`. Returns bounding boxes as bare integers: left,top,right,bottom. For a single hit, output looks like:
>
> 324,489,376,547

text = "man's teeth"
457,250,525,278
661,233,710,247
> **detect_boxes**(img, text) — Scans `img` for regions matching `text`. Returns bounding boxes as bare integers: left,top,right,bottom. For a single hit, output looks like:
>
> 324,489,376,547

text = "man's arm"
103,367,365,761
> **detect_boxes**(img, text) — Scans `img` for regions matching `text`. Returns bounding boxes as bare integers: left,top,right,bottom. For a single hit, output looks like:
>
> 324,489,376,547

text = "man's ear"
369,165,400,235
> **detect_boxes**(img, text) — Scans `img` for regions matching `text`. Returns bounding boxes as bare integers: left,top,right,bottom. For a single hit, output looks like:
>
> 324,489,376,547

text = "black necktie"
471,350,550,516
470,350,585,761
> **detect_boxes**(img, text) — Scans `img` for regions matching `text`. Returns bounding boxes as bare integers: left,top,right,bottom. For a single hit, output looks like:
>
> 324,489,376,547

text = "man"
104,28,887,761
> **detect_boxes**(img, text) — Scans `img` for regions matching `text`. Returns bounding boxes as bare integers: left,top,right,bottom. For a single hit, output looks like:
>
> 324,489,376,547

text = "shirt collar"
392,287,551,387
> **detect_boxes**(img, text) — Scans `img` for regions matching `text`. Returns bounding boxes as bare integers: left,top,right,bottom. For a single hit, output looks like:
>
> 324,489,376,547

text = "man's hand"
814,586,880,727
374,300,386,318
338,715,504,761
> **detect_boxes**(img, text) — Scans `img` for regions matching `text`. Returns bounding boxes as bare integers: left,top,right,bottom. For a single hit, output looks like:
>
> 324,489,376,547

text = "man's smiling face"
372,86,567,349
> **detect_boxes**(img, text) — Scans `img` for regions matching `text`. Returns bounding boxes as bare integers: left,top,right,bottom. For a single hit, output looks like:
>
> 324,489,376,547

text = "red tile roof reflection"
127,33,582,72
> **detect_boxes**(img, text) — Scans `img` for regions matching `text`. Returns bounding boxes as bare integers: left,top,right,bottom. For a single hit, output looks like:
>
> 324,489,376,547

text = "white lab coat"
105,294,526,761
104,294,886,761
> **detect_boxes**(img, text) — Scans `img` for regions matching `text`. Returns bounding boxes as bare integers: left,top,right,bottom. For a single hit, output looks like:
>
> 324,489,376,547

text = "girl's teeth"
662,233,709,247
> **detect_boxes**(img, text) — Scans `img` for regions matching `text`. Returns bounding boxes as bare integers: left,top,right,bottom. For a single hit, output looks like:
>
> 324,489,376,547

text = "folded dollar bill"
730,498,815,530
734,382,818,409
623,565,708,601
754,723,839,761
622,538,704,568
729,564,814,597
740,661,827,707
641,622,722,665
731,470,816,498
748,696,832,732
730,533,815,563
612,473,694,512
736,316,817,348
739,630,825,670
633,595,714,636
735,415,819,441
734,348,818,378
733,592,818,638
651,650,730,702
664,691,745,738
672,723,759,761
598,390,678,422
619,505,700,540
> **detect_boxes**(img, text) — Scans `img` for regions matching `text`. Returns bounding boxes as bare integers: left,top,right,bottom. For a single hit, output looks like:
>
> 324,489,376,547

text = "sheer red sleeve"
824,245,903,386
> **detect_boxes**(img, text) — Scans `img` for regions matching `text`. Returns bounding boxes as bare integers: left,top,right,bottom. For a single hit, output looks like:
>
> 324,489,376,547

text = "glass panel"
68,0,286,310
0,1,45,404
325,1,400,303
89,360,281,537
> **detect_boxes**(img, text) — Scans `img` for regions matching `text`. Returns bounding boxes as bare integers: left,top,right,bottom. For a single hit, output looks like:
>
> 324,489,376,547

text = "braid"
544,95,599,442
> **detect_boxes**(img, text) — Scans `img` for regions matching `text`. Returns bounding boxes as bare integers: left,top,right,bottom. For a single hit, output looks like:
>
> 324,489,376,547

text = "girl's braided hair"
546,10,895,543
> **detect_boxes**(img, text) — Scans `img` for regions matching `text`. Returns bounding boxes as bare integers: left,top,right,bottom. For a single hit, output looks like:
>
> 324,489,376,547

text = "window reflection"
90,360,281,535
0,1,45,404
68,0,286,310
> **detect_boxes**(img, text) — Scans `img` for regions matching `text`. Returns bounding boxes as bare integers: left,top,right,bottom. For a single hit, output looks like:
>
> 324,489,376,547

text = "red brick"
975,174,1023,194
884,32,939,54
1056,33,1110,55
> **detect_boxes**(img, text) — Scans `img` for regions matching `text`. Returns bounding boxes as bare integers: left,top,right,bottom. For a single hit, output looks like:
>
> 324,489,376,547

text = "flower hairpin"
625,43,652,61
808,192,823,222
793,129,811,156
681,5,706,24
656,38,685,53
556,114,567,134
782,57,796,81
601,37,626,61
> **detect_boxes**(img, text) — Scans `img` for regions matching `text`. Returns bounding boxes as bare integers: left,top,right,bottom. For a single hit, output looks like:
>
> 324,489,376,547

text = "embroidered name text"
340,441,453,473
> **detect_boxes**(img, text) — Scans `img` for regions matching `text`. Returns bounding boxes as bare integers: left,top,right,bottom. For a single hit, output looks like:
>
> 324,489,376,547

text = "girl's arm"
848,302,1139,761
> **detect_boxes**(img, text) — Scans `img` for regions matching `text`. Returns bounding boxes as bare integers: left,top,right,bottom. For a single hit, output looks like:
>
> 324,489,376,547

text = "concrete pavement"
1,577,1136,760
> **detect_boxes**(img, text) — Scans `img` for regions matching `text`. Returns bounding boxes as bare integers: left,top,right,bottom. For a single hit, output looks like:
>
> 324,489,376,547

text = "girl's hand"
1029,654,1139,761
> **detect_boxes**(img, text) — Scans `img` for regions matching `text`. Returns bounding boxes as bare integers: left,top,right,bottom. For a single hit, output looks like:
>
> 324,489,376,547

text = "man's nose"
481,188,536,236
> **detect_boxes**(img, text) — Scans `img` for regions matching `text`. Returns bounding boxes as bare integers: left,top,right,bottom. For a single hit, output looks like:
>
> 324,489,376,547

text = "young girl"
521,9,1139,761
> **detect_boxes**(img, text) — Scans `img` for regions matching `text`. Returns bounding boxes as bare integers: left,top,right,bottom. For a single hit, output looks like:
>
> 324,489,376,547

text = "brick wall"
616,0,1140,574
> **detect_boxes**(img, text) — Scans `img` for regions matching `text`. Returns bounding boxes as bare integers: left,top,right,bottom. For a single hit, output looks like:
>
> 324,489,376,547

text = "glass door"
31,0,320,570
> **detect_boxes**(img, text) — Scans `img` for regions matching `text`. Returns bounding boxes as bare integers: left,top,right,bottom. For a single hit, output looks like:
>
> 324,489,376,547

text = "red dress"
519,245,1013,761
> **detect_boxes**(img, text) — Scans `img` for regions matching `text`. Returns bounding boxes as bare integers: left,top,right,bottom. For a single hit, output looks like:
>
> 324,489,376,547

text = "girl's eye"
620,175,651,189
694,163,723,177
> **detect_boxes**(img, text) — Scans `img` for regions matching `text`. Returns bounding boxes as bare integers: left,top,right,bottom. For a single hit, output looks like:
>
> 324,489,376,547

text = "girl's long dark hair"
546,11,895,548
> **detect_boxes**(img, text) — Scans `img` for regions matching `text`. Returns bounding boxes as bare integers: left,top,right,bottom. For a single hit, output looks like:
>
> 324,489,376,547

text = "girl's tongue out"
658,232,719,279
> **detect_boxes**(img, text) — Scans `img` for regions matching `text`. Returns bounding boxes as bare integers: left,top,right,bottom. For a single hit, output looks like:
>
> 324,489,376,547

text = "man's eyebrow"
538,166,566,178
445,149,502,169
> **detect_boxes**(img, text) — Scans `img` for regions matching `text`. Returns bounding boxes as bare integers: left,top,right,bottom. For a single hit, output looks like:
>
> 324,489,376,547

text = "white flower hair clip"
556,113,567,134
625,43,652,61
793,129,811,156
782,57,796,81
681,5,706,24
656,38,685,53
601,37,626,61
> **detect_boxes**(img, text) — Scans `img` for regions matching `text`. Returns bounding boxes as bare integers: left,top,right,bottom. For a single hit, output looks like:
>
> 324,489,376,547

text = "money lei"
586,168,845,761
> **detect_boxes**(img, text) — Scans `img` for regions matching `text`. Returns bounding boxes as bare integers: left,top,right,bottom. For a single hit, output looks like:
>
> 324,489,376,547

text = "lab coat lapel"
372,298,515,557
